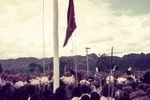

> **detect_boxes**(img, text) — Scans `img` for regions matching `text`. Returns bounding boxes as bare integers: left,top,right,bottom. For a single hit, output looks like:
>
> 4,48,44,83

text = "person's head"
143,71,150,84
72,87,82,97
116,91,130,100
43,88,53,99
30,94,41,100
0,83,15,100
80,85,91,94
17,85,32,100
80,94,90,100
146,88,150,98
93,81,100,89
55,87,67,100
91,92,100,100
26,85,37,96
126,77,134,85
130,82,138,91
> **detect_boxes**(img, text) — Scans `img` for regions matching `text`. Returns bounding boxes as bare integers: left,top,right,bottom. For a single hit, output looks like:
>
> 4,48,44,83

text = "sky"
0,0,150,59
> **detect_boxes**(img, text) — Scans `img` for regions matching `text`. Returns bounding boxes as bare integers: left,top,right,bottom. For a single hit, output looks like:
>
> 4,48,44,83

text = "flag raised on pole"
63,0,76,47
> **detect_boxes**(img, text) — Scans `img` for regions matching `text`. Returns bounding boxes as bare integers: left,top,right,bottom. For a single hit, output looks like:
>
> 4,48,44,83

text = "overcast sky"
0,0,150,59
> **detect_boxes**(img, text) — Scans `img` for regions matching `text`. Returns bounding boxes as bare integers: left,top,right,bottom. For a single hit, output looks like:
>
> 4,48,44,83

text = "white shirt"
71,97,80,100
100,96,115,100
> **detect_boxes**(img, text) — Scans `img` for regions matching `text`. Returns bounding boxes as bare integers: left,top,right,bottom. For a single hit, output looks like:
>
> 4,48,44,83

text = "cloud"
84,0,150,53
0,0,150,59
91,0,150,16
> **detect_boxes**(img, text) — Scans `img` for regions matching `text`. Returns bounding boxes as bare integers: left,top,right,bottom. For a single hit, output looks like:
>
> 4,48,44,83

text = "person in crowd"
91,81,101,95
146,87,150,98
115,90,130,100
80,94,90,100
71,87,82,100
142,70,150,90
1,67,150,100
80,85,91,95
41,87,53,100
100,84,115,100
0,83,15,100
129,82,150,100
53,87,67,100
90,91,100,100
30,93,41,100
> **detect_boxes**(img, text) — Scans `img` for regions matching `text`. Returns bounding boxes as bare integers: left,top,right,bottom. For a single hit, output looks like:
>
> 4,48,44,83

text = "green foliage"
28,63,43,74
96,53,110,72
0,63,2,74
0,53,150,76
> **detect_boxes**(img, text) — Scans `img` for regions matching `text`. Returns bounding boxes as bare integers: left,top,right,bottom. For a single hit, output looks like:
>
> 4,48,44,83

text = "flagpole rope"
42,0,46,76
69,0,77,85
74,0,77,77
71,35,78,86
74,31,78,85
74,0,77,83
108,47,113,100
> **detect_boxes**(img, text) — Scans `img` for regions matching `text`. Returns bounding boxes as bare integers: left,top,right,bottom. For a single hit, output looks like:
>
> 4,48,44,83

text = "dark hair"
91,92,100,100
94,81,100,89
72,87,82,97
55,87,67,100
126,77,134,85
80,85,91,94
143,71,150,84
130,82,138,90
126,70,133,75
70,69,76,76
0,83,15,100
26,85,37,96
80,94,90,100
43,88,53,100
30,94,41,100
0,63,2,73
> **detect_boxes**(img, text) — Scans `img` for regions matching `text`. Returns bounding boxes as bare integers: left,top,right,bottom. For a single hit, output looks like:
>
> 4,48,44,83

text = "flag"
128,67,132,71
112,65,119,71
126,67,133,75
63,0,76,47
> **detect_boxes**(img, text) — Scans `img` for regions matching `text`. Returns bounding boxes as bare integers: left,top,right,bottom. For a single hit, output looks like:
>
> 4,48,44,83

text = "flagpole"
42,0,46,76
53,0,59,92
108,47,113,100
85,47,90,76
110,47,114,100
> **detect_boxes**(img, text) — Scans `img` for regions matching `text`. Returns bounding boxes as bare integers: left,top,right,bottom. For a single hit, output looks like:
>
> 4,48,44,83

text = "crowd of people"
0,67,150,100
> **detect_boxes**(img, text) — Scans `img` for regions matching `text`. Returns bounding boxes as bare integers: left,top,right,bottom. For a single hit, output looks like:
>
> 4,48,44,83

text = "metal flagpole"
108,47,113,100
42,0,46,76
53,0,59,92
85,47,90,76
73,28,78,86
111,47,114,100
110,47,113,70
71,36,78,86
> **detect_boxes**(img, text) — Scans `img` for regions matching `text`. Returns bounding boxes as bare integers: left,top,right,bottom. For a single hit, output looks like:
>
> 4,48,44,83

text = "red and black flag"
63,0,76,47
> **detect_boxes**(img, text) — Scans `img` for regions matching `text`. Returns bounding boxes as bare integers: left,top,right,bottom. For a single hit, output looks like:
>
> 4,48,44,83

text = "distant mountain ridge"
0,53,150,75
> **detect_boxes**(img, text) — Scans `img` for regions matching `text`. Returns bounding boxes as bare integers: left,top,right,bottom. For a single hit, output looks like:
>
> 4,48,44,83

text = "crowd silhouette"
0,68,150,100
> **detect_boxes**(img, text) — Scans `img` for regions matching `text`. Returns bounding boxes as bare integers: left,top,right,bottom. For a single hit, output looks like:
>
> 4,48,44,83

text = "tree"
0,63,3,74
28,63,43,74
96,53,110,72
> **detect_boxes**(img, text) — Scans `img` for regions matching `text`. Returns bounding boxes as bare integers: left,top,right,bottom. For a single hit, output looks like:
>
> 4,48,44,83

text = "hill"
0,53,150,75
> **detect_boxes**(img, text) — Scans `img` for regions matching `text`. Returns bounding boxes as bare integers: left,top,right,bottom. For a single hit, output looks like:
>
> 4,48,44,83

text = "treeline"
96,53,150,72
0,53,150,75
